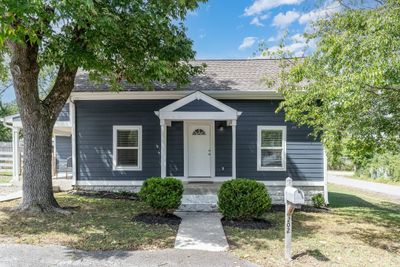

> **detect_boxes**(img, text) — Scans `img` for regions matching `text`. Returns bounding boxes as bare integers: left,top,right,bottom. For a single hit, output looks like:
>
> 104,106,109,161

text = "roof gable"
156,91,242,121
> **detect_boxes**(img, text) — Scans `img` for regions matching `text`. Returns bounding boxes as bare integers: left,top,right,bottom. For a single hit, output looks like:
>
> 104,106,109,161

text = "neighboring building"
3,59,328,204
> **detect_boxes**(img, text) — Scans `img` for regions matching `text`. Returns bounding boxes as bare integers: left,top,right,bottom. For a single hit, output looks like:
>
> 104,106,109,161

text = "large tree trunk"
19,117,60,211
8,39,77,213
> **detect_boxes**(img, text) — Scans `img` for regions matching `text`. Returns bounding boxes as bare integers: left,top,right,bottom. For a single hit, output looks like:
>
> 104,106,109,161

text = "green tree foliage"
273,0,400,168
0,0,205,212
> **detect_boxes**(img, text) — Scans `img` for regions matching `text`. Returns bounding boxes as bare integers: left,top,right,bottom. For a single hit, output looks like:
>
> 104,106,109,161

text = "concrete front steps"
179,194,218,212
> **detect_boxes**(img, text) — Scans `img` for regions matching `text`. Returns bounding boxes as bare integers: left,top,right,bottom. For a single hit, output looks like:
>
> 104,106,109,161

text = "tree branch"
42,65,77,122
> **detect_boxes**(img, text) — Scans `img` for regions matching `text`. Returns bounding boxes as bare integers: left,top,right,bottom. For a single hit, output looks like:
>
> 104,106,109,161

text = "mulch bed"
271,204,330,213
133,213,182,228
221,217,272,229
73,190,139,200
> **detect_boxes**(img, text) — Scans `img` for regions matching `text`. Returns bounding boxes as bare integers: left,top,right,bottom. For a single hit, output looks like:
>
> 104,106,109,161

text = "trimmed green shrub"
139,177,183,215
311,193,325,208
218,179,272,220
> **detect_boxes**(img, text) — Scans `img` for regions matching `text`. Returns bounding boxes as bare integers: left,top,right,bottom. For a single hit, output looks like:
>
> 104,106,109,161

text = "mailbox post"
284,177,305,260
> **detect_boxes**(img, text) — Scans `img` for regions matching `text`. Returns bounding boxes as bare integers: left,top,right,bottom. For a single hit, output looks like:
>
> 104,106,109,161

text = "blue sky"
1,0,340,103
186,0,340,59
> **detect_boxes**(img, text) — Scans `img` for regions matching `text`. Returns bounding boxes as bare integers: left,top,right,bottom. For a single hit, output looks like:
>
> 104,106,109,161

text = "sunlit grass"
224,184,400,266
0,193,178,251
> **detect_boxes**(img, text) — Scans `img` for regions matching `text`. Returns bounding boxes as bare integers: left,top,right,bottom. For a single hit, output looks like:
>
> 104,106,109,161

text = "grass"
224,184,400,267
0,193,178,251
350,174,400,186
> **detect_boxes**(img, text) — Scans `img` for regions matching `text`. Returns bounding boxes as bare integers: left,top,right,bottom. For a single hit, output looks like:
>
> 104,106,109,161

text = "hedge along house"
4,59,327,205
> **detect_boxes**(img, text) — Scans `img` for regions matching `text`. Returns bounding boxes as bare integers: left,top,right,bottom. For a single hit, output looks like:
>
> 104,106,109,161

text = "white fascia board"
70,90,283,101
159,91,237,113
159,111,238,120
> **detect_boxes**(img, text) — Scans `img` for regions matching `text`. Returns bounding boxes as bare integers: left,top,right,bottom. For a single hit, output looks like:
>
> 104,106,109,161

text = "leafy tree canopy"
0,0,204,89
273,0,400,167
0,0,205,212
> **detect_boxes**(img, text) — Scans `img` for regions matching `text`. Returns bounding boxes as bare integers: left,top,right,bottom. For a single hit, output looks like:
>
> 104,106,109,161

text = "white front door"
188,123,212,177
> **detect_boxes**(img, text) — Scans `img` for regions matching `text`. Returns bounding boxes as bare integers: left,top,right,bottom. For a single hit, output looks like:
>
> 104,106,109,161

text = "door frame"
184,120,215,179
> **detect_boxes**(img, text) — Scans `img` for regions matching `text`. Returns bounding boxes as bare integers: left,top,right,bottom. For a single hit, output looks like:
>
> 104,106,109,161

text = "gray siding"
76,100,173,181
55,135,72,172
222,100,323,181
167,121,184,176
75,99,323,182
215,121,232,176
57,104,70,121
176,99,222,112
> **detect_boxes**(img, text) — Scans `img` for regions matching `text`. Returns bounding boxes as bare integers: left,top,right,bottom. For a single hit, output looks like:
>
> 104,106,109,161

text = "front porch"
155,91,242,181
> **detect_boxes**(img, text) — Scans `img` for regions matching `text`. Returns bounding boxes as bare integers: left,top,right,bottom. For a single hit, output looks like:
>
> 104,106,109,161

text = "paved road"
328,171,400,198
0,244,258,267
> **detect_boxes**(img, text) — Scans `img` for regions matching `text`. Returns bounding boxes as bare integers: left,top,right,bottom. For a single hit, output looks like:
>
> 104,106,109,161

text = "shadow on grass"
329,191,400,227
225,211,321,251
0,193,178,256
293,249,330,262
329,191,400,253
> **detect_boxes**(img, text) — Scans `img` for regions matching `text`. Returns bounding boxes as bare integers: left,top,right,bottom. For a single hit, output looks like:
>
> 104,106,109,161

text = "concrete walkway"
0,243,258,267
0,190,22,202
328,171,400,198
175,212,229,252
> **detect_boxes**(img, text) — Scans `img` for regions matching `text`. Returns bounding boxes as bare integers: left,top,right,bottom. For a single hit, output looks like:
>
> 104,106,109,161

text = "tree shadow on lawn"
292,249,330,262
328,191,400,254
225,211,321,251
0,194,177,256
329,191,400,228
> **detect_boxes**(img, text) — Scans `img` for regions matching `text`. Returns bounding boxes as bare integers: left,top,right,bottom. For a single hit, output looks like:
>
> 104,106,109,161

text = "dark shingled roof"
73,59,282,92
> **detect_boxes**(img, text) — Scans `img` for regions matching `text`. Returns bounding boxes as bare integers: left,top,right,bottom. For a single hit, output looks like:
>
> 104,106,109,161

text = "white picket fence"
0,142,23,180
0,142,13,173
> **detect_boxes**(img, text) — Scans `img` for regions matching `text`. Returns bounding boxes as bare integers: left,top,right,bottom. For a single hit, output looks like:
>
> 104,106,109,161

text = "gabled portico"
155,91,242,181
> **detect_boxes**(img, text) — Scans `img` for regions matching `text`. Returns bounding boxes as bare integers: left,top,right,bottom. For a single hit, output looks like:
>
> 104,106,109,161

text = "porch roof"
155,91,242,121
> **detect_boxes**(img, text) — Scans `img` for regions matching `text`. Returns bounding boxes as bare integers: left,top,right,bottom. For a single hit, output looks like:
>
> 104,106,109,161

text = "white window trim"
257,126,287,171
113,125,142,171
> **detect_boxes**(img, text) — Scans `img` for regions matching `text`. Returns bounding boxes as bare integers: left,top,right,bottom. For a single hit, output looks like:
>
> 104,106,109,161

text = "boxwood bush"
218,179,272,220
139,177,184,215
311,193,325,208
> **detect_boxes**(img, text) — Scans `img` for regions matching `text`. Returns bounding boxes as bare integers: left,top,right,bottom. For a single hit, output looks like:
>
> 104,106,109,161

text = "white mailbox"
284,186,305,205
284,177,305,261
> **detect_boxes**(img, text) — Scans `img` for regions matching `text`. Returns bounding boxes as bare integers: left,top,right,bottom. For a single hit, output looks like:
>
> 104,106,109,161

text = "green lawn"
224,184,400,266
350,174,400,186
0,193,178,251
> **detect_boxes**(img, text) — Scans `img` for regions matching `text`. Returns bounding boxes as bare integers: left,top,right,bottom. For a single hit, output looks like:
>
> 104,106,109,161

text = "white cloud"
299,1,341,25
290,33,306,43
267,36,276,42
239,37,257,50
272,11,300,28
250,14,269,27
244,0,304,16
250,17,263,27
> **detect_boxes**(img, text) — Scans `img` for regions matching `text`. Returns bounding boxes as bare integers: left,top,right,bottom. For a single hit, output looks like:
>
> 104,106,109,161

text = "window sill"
257,167,286,172
113,166,142,171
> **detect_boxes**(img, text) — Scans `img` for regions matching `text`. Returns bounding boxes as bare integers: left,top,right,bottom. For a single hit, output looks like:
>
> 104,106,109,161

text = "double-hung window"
257,126,286,171
113,126,142,171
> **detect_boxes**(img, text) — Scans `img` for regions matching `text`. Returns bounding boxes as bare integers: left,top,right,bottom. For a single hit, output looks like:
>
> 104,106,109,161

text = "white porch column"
160,120,167,178
70,101,77,185
231,120,237,179
12,128,20,183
